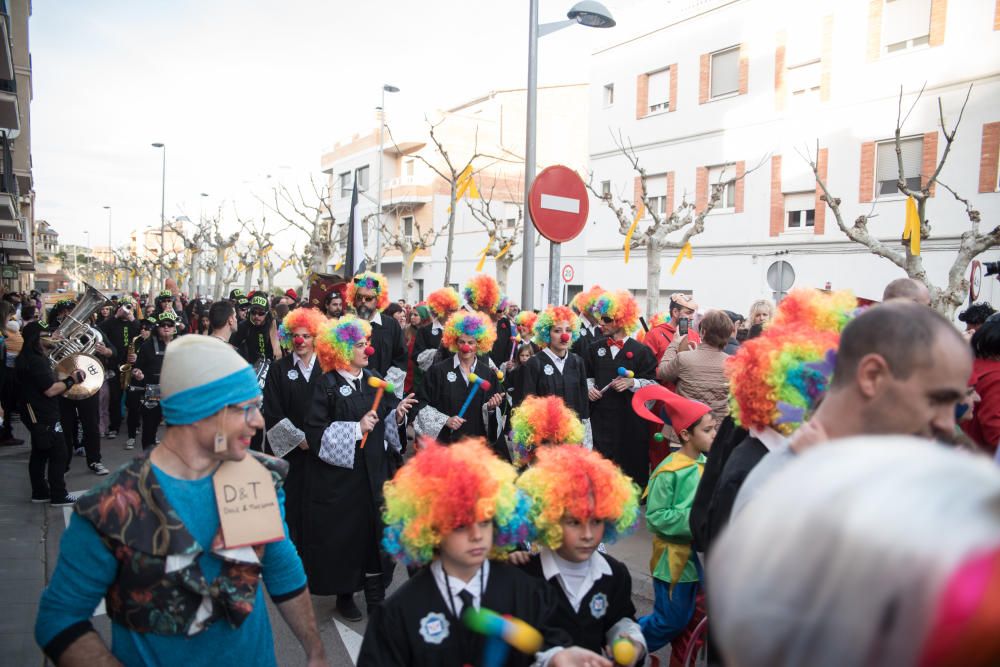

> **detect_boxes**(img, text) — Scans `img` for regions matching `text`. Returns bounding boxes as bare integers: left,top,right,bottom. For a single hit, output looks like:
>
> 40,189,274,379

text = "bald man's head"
882,278,931,306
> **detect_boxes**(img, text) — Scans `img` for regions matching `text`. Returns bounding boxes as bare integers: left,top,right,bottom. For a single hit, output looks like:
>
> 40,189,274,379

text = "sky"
31,0,644,250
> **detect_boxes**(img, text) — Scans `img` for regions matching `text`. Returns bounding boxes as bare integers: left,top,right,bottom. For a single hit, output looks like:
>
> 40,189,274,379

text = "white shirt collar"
430,559,490,617
368,311,382,325
608,335,631,359
292,352,316,380
452,354,476,382
539,547,612,612
750,426,788,452
542,346,568,371
432,320,444,333
337,368,364,385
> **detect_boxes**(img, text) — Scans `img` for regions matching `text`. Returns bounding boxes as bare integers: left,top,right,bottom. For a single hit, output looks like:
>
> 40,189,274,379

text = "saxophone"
119,336,141,391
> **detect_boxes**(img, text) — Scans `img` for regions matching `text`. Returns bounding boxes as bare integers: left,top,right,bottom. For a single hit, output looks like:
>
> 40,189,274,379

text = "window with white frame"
784,192,815,230
785,17,821,97
339,172,352,197
708,164,737,209
504,202,520,228
645,195,666,217
355,165,370,192
710,46,740,99
647,68,670,113
402,215,414,239
603,83,614,106
876,136,923,196
882,0,931,54
600,180,611,198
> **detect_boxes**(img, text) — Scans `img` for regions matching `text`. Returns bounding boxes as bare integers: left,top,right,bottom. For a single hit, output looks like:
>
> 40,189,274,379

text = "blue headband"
161,366,261,426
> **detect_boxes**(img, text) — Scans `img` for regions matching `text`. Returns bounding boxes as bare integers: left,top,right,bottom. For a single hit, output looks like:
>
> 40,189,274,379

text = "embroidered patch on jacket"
589,592,608,619
287,369,299,381
597,347,607,357
544,364,554,376
447,371,458,383
339,385,352,396
419,612,450,645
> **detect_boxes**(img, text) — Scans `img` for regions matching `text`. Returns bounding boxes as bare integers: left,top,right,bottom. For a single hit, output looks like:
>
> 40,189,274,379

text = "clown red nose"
559,332,571,343
293,335,305,346
459,343,474,354
364,345,375,357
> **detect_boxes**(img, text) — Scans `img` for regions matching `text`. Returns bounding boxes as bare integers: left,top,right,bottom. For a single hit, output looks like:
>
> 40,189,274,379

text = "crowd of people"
2,271,998,666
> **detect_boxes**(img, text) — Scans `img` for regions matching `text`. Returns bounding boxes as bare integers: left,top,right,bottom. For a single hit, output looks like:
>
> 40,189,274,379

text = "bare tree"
166,216,211,297
465,175,531,292
806,84,987,317
589,131,765,314
379,199,440,302
260,175,344,276
206,215,240,300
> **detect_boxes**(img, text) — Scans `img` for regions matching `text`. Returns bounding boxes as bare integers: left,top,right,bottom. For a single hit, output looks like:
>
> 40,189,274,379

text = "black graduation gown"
703,433,766,553
261,355,321,548
358,561,572,667
519,552,638,655
368,313,407,381
690,415,747,553
571,325,605,358
516,350,589,418
411,323,442,365
490,316,514,368
302,369,399,595
585,337,657,488
415,356,499,443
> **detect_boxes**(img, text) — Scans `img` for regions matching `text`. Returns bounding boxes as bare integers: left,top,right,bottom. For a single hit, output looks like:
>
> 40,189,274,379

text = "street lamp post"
521,0,614,310
151,142,166,288
375,84,400,275
103,205,112,288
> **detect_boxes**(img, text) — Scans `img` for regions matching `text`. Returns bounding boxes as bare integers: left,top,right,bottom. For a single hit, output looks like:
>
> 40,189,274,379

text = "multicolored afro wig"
726,289,856,435
532,305,581,347
315,314,372,373
514,310,538,336
426,287,461,320
278,307,327,350
463,273,502,313
498,294,511,313
441,310,497,354
517,446,640,549
571,284,605,318
510,395,585,467
593,290,641,334
381,438,533,567
346,271,390,311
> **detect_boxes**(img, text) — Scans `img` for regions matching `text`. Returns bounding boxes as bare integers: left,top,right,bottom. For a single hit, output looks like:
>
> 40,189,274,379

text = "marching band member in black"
130,311,177,451
98,295,140,443
232,294,282,366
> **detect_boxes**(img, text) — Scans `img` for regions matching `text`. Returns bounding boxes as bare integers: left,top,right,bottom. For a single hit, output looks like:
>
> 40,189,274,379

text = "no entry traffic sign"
528,165,590,243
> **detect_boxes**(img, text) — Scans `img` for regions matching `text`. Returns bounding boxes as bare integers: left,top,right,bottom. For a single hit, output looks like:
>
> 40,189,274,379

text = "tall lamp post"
375,84,400,274
151,142,166,288
521,0,614,310
103,205,112,288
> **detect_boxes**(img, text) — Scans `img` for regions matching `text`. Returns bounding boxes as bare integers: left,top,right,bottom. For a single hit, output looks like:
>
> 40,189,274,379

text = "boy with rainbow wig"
509,395,585,467
413,310,503,446
584,290,658,488
359,438,606,666
464,273,516,369
516,446,646,665
412,286,461,373
570,284,606,356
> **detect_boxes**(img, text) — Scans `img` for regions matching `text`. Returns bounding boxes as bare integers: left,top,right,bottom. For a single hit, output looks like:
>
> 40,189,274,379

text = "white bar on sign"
540,193,580,214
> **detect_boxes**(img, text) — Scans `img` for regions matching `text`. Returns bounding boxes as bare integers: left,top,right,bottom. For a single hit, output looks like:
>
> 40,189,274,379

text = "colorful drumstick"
612,637,638,665
463,607,543,667
457,373,491,419
506,335,522,364
360,376,394,448
600,367,634,394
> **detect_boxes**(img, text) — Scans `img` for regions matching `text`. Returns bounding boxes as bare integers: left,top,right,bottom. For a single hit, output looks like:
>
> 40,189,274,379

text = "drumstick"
457,373,492,419
599,367,634,394
360,377,395,448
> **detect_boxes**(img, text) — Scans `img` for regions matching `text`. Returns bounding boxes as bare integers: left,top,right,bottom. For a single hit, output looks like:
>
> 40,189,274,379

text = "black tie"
354,379,362,393
457,589,475,615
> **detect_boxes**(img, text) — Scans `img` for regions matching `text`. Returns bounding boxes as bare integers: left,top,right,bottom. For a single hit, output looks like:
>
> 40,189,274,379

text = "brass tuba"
45,283,111,400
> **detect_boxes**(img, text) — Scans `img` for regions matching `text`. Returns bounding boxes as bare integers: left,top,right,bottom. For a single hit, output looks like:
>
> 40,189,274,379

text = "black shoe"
30,495,51,503
363,575,385,615
336,594,363,622
105,430,118,439
0,436,24,446
50,494,78,507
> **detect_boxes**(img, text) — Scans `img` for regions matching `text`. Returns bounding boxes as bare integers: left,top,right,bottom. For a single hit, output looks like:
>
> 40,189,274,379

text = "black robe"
703,433,766,554
516,350,589,419
358,561,572,667
415,356,498,443
302,368,400,595
519,552,638,656
690,415,747,553
368,313,407,386
261,355,322,548
490,316,514,368
585,337,657,488
411,323,443,367
571,325,605,358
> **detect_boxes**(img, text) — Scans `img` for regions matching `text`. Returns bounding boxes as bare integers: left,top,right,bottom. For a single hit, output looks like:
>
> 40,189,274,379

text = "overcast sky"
31,0,650,249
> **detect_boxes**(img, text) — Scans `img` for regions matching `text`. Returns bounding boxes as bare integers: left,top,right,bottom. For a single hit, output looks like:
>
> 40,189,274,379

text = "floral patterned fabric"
75,452,288,636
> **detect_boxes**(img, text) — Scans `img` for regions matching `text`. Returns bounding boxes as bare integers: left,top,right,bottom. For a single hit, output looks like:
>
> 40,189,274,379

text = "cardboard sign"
213,456,285,549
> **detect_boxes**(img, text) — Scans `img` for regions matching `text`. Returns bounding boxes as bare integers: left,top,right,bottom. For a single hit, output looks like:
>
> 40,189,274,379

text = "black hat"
250,295,268,310
156,311,179,326
156,290,173,303
229,288,246,301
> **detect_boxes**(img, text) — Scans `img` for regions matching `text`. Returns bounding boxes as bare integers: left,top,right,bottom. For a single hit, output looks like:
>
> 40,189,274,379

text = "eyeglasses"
358,294,378,303
250,309,267,317
228,400,263,425
600,317,613,324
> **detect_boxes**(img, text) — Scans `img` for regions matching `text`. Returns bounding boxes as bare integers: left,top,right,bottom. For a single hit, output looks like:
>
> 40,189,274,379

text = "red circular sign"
561,264,574,282
528,165,590,243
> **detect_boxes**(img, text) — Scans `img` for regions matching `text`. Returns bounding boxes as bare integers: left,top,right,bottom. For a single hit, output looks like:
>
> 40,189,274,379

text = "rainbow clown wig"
315,314,372,373
514,310,538,335
278,307,327,351
346,271,390,311
517,446,640,549
381,438,533,567
726,289,856,435
463,273,502,313
593,290,641,334
442,310,497,354
570,285,605,318
510,395,585,467
426,287,461,320
532,305,581,347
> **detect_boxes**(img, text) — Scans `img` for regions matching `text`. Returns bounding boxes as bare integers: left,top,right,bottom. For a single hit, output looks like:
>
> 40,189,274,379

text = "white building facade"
584,0,1000,316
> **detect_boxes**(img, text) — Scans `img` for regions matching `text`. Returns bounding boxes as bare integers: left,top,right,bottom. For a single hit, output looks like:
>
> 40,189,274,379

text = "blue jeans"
639,578,699,653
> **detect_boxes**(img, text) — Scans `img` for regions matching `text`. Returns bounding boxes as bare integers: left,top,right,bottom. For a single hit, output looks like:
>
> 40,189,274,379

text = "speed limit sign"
561,264,575,283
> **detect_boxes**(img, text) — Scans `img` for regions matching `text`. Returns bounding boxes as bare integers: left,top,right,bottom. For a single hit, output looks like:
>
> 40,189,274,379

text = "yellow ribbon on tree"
475,235,494,272
623,202,644,264
455,165,480,200
495,240,514,260
334,260,344,271
903,196,921,256
670,242,693,275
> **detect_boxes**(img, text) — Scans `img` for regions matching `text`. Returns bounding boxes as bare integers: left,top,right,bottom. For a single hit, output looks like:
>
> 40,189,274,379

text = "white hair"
708,436,1000,667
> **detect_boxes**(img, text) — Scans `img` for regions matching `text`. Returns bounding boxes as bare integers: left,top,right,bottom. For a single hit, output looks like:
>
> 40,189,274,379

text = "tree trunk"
188,251,200,297
443,182,458,287
401,247,417,303
646,242,662,316
213,248,227,300
496,255,513,293
243,267,253,294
